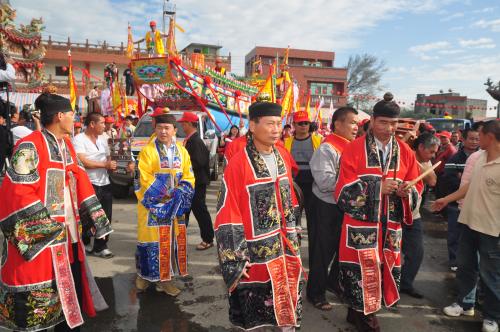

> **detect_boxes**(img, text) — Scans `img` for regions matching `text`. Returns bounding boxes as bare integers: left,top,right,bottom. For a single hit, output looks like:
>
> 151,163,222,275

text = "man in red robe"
0,93,112,331
334,93,422,332
215,102,303,331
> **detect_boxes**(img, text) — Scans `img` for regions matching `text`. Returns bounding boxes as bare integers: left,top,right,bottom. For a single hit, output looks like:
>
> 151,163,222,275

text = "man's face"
451,132,459,145
463,131,480,151
293,121,310,136
154,122,177,145
125,119,132,127
335,112,359,141
439,136,450,146
91,116,106,135
479,130,492,150
180,122,195,135
11,112,19,123
371,116,398,142
418,144,439,162
249,116,282,146
59,111,75,135
150,25,156,32
105,122,112,130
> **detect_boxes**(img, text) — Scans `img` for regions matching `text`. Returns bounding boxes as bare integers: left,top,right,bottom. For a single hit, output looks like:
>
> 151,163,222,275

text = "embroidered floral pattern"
215,224,248,289
0,201,63,261
7,142,39,184
79,196,111,239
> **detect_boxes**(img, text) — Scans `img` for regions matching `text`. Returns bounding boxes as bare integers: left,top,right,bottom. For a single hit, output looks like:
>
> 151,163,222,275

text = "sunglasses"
296,122,310,126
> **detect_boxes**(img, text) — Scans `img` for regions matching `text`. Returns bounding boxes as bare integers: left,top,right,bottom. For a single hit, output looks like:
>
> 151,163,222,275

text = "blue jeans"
401,218,424,291
456,225,500,320
447,205,461,265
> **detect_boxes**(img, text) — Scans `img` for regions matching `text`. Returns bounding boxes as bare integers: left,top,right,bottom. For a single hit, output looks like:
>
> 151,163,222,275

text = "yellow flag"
280,71,293,117
305,93,311,120
256,63,276,102
111,82,122,115
68,54,76,111
126,24,134,59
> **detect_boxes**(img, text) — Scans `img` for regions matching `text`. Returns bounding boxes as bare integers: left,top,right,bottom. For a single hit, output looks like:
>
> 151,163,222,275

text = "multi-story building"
179,42,231,72
42,36,134,95
414,92,487,119
244,46,348,107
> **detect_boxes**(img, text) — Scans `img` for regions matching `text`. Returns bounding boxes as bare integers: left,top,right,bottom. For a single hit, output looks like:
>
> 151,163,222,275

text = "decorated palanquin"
0,1,46,91
334,132,423,315
0,129,112,331
215,137,303,330
134,137,194,282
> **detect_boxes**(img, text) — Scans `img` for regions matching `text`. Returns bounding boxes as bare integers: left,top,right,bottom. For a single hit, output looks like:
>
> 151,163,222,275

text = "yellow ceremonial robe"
135,137,195,281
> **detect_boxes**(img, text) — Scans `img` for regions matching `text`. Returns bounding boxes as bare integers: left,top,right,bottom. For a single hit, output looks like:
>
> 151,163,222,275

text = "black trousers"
126,81,135,96
186,184,214,244
20,243,83,332
83,184,113,252
307,194,343,302
295,180,314,261
401,218,424,291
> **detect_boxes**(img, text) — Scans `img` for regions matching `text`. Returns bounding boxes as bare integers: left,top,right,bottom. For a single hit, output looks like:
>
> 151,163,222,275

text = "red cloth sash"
267,257,296,326
51,244,84,329
176,223,188,276
359,248,382,315
159,225,171,280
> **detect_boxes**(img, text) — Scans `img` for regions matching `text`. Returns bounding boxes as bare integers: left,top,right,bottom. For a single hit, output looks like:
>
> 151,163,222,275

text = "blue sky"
14,0,500,115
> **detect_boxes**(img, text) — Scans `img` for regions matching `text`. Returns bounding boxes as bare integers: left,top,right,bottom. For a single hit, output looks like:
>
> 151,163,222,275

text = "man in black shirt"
178,112,214,250
440,128,479,271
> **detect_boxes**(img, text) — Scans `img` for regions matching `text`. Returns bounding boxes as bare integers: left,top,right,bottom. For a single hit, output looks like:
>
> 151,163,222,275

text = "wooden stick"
405,161,441,188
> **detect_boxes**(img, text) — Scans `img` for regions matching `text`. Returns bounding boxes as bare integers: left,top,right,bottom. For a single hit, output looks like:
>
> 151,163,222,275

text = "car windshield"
133,115,188,138
427,119,466,132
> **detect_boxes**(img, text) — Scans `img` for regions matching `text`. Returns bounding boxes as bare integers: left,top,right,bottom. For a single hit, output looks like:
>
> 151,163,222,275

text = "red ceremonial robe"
215,137,303,330
334,132,422,315
0,129,112,331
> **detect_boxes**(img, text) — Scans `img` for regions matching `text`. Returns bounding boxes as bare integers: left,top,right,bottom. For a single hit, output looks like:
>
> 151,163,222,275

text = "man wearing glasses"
284,111,322,262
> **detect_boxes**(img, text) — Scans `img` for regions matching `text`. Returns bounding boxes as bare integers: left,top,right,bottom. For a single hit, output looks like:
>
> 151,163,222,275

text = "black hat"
249,102,282,120
154,114,177,126
34,93,72,117
373,92,400,118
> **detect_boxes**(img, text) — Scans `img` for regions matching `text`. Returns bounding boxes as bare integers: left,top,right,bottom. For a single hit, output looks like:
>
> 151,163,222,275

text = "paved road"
79,180,485,332
0,177,480,332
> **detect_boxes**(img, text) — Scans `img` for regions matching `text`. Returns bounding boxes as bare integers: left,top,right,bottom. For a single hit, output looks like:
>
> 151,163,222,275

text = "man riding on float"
134,20,168,57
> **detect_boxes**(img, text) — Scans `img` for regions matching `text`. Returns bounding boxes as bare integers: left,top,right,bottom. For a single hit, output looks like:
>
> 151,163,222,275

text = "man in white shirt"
73,112,117,258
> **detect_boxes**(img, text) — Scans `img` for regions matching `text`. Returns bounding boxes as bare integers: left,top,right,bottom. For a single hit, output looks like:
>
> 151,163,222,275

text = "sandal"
196,242,214,250
312,300,333,311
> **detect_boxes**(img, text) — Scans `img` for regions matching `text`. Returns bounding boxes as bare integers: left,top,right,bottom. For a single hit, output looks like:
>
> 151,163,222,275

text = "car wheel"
210,159,219,181
111,182,130,199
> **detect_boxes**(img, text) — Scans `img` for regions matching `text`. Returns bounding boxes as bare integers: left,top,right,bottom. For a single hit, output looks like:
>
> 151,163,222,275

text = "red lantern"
62,66,67,72
234,90,241,97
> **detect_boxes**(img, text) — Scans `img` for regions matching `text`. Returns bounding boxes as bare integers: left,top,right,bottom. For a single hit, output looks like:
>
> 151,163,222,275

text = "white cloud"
409,41,451,60
473,18,500,32
459,38,496,49
438,49,464,55
409,41,451,53
473,7,495,14
440,12,464,22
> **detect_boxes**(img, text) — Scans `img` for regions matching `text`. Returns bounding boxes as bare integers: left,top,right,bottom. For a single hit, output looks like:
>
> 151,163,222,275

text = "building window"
310,82,334,96
55,66,68,76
